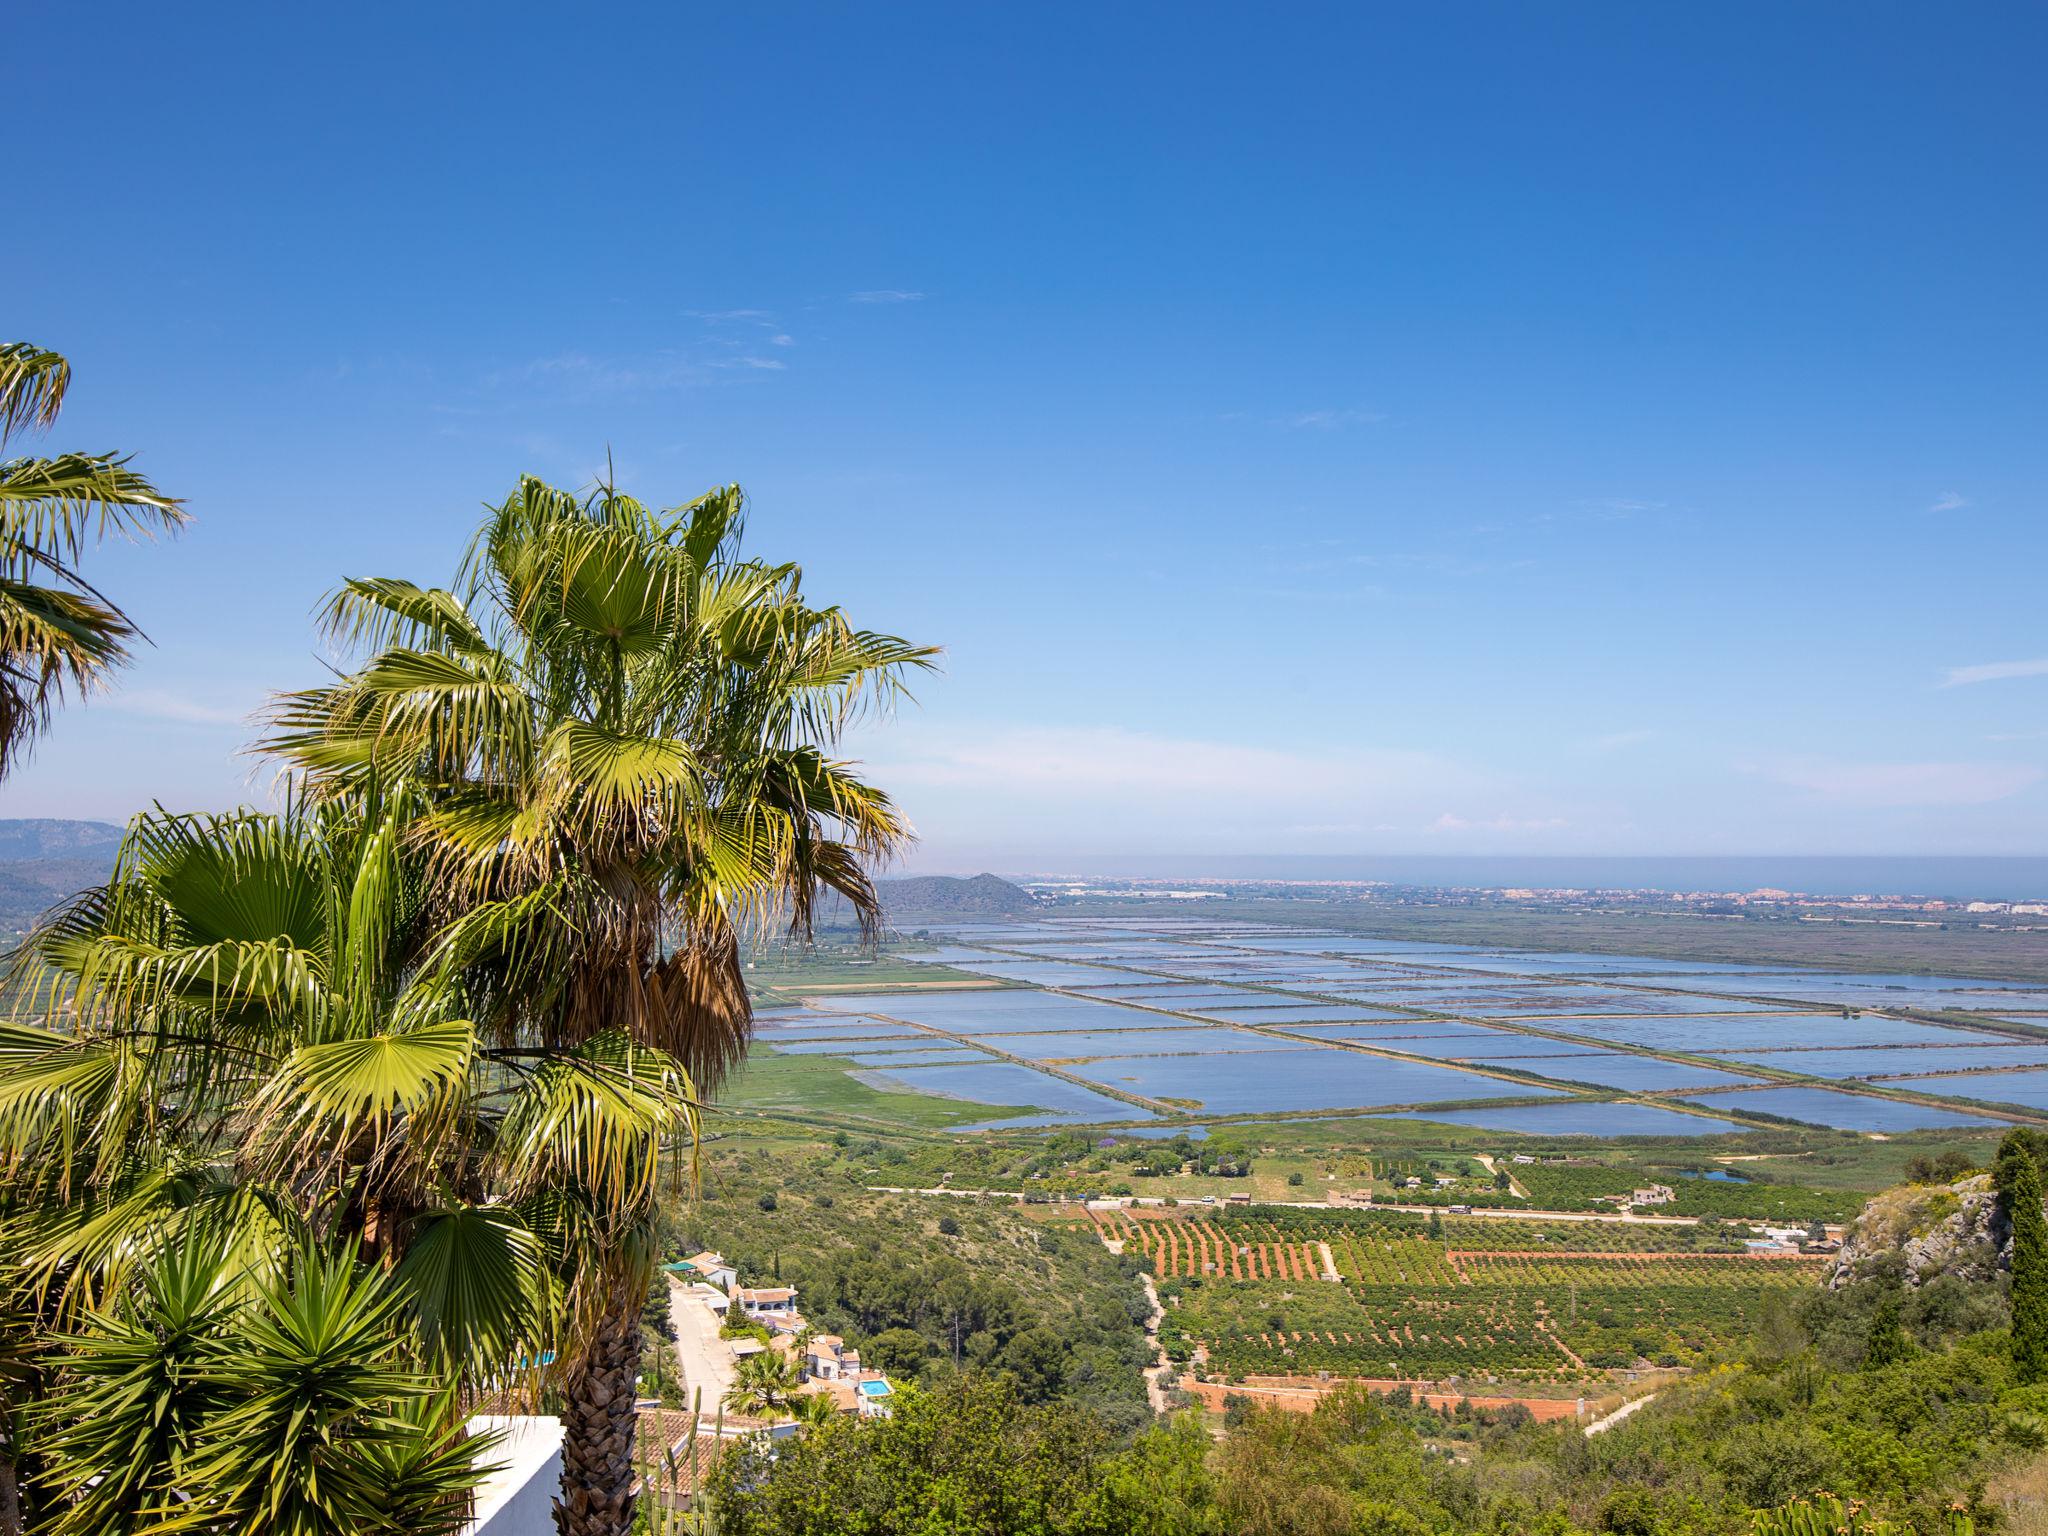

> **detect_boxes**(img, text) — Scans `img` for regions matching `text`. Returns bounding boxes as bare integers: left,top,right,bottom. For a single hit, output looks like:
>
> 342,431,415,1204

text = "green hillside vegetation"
699,1132,2048,1535
660,1147,1156,1431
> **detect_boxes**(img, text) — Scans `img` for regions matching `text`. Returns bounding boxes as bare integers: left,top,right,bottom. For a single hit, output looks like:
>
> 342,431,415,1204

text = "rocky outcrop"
1828,1173,2009,1290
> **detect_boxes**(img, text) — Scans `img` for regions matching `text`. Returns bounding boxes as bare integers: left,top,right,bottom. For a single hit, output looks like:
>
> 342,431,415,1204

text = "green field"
717,1050,1044,1132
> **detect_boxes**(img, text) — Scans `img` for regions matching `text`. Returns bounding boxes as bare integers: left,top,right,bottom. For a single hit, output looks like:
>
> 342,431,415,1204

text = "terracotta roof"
634,1411,731,1499
737,1287,796,1302
802,1379,860,1412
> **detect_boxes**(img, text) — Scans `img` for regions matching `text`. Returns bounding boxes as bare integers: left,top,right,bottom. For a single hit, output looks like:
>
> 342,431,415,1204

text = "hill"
801,871,1043,931
878,872,1041,923
0,819,124,936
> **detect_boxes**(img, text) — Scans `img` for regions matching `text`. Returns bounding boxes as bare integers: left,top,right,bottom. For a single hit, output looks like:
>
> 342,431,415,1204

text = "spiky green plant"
1751,1494,1972,1536
33,1234,492,1536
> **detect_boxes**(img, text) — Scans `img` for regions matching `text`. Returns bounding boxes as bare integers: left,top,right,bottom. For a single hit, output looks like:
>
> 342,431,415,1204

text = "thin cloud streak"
101,690,253,727
1943,658,2048,688
1758,756,2041,807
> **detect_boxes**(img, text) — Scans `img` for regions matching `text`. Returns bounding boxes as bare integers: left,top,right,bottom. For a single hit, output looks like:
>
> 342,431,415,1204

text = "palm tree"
2,799,560,1349
0,342,185,776
0,800,594,1529
784,1389,838,1428
722,1350,803,1419
262,476,933,1536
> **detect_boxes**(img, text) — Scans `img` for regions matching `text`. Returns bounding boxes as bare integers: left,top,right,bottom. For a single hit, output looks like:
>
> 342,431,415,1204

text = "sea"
976,855,2048,902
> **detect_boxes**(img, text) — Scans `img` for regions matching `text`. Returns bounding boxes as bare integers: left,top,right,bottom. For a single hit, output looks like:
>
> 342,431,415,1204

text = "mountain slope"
0,819,125,936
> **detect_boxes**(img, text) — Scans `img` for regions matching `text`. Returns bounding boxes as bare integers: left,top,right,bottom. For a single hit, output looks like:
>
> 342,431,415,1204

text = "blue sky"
8,3,2047,866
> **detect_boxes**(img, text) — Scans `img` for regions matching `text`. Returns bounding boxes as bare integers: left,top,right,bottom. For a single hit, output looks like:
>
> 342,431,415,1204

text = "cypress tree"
1864,1286,1910,1369
2001,1131,2048,1385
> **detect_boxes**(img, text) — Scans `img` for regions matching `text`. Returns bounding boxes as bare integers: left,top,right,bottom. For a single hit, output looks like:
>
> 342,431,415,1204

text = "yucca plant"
0,341,185,777
33,1234,491,1536
260,475,932,1536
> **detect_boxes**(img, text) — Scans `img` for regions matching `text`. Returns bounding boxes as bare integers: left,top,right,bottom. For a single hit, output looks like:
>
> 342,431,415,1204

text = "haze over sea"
978,855,2048,901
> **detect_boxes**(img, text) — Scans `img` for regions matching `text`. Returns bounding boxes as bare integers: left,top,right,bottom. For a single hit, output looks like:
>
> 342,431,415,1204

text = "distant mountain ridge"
0,819,124,862
0,820,126,936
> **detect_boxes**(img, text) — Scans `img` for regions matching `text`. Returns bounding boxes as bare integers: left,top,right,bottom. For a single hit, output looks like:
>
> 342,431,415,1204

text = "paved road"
1138,1273,1173,1416
667,1278,738,1414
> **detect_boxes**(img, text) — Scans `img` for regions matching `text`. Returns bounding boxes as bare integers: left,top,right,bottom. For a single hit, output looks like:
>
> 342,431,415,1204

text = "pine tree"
1999,1131,2048,1385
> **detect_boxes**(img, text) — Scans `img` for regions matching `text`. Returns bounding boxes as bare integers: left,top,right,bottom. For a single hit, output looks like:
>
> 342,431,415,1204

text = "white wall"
463,1415,564,1536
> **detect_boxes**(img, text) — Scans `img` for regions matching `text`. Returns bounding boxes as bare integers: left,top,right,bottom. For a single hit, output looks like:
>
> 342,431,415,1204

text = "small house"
803,1334,863,1381
736,1285,800,1320
673,1251,738,1291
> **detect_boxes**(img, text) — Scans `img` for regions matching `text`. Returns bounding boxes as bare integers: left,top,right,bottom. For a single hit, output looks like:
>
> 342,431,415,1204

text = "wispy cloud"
1427,812,1569,833
1280,407,1385,430
1572,498,1666,518
102,690,252,727
857,722,1579,850
1929,491,1969,513
1942,658,2048,688
1756,756,2041,807
493,351,701,393
850,289,924,304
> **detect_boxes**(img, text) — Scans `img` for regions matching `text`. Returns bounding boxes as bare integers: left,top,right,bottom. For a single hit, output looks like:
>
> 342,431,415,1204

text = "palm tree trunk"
555,1282,643,1536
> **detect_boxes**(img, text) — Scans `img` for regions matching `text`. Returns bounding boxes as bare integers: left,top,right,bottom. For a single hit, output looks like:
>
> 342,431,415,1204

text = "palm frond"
0,342,71,443
0,451,185,558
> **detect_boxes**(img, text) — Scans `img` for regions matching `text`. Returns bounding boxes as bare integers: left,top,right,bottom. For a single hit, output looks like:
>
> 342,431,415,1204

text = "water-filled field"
1678,1085,1998,1130
1180,1003,1416,1025
1450,1053,1766,1092
1065,1048,1563,1115
751,914,2044,1138
971,1026,1278,1058
1885,1069,2048,1110
1714,1044,2048,1078
1371,1103,1740,1136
